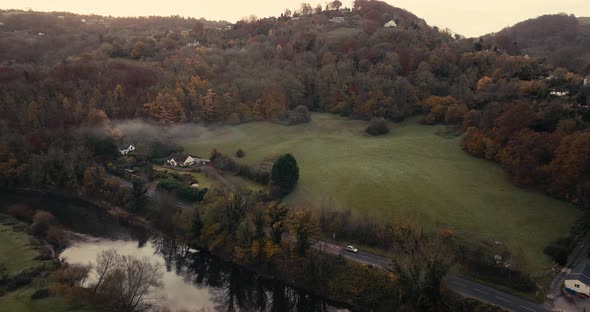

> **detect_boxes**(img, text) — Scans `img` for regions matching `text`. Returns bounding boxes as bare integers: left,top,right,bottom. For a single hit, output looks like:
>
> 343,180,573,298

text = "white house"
186,41,200,48
183,155,196,166
329,17,345,23
550,89,569,97
38,32,45,36
584,75,590,87
167,154,210,167
119,144,135,155
384,20,397,28
81,18,87,23
564,259,590,296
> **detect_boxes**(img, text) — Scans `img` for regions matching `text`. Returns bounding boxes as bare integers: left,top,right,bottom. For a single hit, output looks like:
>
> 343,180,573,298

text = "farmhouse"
167,153,210,167
119,144,135,155
564,259,590,296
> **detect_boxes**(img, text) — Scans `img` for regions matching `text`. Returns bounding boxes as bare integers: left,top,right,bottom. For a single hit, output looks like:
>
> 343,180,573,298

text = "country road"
114,169,557,312
312,241,549,312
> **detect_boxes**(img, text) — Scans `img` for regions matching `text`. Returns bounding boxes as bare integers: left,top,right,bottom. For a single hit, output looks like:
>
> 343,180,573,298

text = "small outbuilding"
564,259,590,296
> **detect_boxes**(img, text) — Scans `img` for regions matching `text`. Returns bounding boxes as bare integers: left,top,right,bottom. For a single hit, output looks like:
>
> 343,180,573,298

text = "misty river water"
0,191,348,312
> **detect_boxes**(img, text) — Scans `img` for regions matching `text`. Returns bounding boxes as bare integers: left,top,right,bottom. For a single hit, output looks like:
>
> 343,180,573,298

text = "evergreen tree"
269,154,299,198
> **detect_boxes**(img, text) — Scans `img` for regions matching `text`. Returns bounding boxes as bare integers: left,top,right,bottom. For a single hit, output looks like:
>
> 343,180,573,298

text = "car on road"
346,245,358,253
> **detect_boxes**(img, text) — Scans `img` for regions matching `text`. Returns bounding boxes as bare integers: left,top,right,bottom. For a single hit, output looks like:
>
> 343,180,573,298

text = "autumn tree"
131,41,145,59
300,3,313,16
328,0,342,10
547,132,590,205
144,91,186,124
287,208,317,256
267,202,289,244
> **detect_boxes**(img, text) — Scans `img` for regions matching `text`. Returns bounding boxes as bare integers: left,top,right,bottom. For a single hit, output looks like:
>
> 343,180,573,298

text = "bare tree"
91,248,118,293
93,250,163,312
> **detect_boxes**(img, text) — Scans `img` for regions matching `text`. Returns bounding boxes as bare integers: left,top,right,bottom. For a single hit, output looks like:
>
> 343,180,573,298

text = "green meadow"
0,222,41,275
0,217,94,312
180,113,579,271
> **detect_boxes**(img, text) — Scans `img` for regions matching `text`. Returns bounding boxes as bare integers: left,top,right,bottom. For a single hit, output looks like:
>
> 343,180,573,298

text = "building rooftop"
566,259,590,286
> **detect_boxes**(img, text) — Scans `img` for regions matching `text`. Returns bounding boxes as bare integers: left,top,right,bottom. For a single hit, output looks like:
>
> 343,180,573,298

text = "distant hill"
486,14,590,72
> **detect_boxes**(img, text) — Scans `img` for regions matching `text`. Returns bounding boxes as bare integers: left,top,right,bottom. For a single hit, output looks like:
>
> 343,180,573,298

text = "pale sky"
2,0,590,37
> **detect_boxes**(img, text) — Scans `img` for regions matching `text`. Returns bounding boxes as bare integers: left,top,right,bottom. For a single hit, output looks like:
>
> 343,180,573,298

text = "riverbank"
0,188,355,311
1,188,510,312
0,214,95,312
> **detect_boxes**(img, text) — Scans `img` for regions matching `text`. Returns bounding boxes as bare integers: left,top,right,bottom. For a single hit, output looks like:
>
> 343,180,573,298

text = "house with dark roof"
565,259,590,296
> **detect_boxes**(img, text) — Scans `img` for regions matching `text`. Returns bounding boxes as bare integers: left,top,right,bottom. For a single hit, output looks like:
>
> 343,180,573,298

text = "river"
0,191,348,312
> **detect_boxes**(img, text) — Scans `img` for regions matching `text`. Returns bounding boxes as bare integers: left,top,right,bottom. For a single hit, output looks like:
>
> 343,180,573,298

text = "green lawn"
0,217,94,312
180,113,579,272
0,222,41,275
0,287,94,312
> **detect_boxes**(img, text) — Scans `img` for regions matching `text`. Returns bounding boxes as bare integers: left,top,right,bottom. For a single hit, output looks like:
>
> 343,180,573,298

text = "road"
312,240,548,312
448,276,548,312
547,233,590,300
114,169,561,312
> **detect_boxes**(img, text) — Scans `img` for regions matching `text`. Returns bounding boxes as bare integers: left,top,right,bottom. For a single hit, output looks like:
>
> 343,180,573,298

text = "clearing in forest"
181,113,578,272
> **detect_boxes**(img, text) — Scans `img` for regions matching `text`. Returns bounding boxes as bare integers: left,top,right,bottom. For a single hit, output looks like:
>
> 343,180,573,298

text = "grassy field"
0,221,42,275
180,113,579,271
0,217,94,312
0,287,94,312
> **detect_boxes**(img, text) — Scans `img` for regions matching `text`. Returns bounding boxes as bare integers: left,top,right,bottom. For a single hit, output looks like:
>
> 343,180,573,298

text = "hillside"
2,1,590,309
486,14,590,72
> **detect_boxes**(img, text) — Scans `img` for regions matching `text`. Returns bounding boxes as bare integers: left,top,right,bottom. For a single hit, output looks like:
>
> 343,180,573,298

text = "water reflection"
1,192,348,312
62,235,347,312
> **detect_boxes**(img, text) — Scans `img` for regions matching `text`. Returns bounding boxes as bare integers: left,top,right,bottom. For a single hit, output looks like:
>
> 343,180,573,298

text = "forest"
1,1,589,208
0,0,590,310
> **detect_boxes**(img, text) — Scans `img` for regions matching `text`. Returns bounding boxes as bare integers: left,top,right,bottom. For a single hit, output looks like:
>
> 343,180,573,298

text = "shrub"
544,237,575,265
157,178,208,202
282,105,311,125
6,204,33,221
31,210,55,237
236,149,245,158
366,118,390,136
